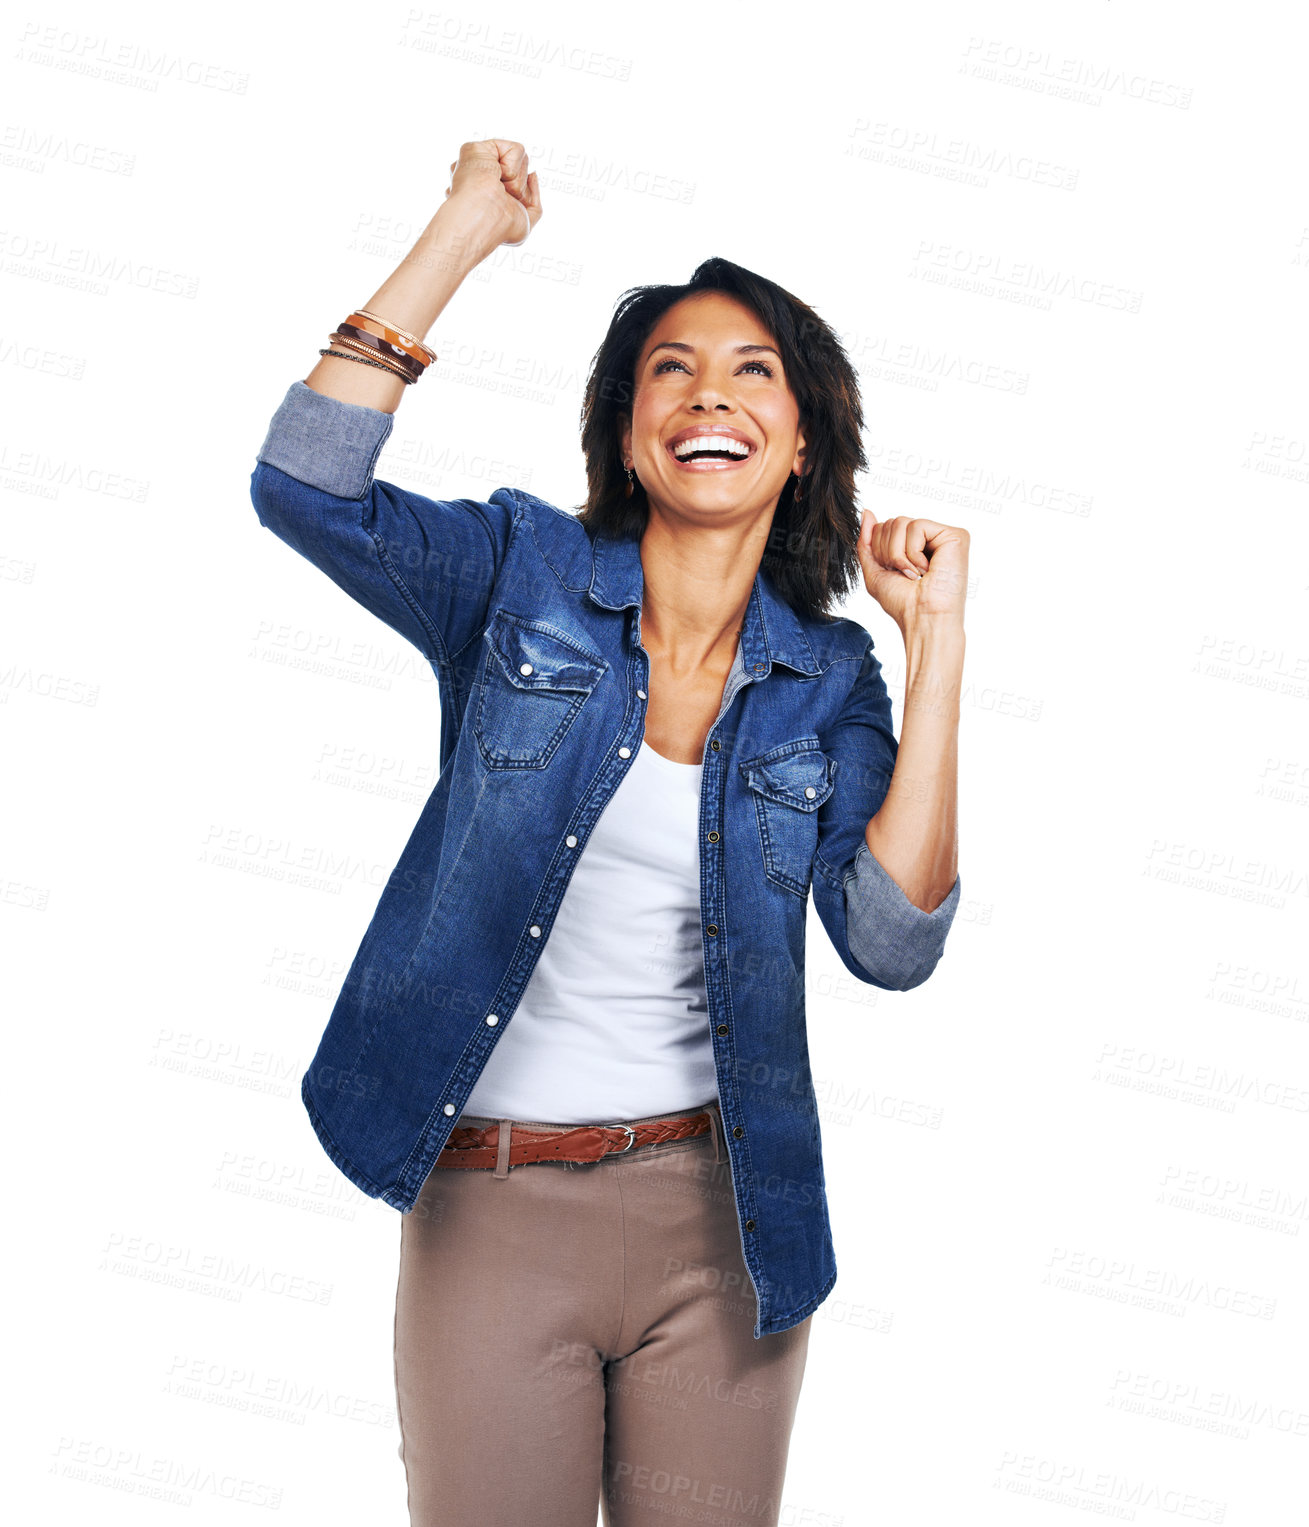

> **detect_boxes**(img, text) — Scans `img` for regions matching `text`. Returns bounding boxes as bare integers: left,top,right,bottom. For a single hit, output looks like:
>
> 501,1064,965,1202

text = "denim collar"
588,527,822,679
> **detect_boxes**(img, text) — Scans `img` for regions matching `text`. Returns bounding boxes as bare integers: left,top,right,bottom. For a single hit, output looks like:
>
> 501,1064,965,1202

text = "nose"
687,390,734,414
686,363,738,413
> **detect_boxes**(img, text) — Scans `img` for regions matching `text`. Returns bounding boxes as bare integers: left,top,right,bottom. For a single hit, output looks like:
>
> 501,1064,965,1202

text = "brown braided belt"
434,1110,713,1169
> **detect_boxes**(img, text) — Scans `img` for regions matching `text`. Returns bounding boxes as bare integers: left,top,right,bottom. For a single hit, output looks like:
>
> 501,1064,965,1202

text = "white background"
5,1,1307,1522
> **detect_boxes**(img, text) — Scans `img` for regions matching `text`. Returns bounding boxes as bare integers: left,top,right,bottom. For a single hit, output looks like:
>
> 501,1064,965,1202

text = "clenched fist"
443,138,542,252
856,510,970,631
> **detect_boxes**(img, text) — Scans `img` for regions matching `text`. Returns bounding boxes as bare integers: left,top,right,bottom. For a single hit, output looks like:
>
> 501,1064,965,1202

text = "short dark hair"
576,256,867,623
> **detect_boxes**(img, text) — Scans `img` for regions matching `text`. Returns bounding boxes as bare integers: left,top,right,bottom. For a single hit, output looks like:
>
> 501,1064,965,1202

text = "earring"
625,463,635,496
793,470,804,504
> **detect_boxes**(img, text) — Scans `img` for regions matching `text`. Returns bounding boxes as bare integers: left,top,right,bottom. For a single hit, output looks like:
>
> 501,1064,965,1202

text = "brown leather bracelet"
345,311,436,368
353,307,436,364
333,323,425,382
434,1111,713,1170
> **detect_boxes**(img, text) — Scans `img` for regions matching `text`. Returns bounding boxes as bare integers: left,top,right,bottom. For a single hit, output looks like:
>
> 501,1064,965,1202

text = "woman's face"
622,291,806,525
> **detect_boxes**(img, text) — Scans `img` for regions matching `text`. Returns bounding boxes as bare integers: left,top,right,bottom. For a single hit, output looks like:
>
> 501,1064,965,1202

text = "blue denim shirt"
250,381,961,1338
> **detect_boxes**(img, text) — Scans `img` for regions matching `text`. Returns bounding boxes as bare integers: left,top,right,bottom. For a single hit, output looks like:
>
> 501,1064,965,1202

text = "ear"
619,415,632,467
792,426,808,479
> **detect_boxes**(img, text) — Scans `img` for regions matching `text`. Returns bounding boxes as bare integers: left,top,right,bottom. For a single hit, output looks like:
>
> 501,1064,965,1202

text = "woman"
250,138,967,1526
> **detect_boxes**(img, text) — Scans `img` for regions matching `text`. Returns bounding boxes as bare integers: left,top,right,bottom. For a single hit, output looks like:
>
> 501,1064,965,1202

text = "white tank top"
462,738,718,1123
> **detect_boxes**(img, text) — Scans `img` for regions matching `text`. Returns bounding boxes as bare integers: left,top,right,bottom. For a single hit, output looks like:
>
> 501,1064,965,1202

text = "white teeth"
671,435,752,460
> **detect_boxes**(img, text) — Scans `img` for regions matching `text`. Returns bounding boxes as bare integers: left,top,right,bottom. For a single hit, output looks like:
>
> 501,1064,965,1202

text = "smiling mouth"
665,438,756,471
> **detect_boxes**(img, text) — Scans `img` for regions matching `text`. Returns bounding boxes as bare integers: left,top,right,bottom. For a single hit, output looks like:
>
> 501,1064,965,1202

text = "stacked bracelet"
320,307,438,385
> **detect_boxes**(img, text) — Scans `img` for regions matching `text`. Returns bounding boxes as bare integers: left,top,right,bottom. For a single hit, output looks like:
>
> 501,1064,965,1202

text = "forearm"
864,620,964,911
304,200,501,414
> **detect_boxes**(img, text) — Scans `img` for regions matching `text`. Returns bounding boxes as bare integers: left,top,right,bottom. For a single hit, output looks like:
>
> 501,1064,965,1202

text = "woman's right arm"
250,141,543,666
304,140,540,413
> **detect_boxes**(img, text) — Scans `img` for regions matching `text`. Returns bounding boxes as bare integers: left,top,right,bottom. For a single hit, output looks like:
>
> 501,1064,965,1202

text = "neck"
637,508,761,675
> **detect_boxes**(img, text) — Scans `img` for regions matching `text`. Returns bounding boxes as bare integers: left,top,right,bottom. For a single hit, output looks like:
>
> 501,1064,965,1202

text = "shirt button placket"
703,791,741,1224
737,1115,756,1240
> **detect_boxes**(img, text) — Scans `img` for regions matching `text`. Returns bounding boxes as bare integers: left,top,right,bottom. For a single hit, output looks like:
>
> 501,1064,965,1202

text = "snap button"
716,1023,728,1036
707,830,720,843
805,786,816,799
744,1218,756,1232
519,662,533,676
733,1125,744,1139
618,747,631,758
529,925,541,938
485,1014,499,1026
565,835,578,848
443,1103,456,1115
706,923,718,936
710,739,720,751
637,689,647,699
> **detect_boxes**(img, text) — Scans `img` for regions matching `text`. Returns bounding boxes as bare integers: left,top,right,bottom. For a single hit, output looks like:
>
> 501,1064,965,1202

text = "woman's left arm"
856,511,969,913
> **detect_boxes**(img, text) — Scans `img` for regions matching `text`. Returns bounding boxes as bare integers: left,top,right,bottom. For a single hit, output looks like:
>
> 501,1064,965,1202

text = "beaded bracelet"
318,347,412,379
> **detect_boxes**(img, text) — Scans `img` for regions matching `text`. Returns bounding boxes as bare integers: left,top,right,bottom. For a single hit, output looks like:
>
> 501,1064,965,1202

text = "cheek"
761,401,800,438
631,403,663,457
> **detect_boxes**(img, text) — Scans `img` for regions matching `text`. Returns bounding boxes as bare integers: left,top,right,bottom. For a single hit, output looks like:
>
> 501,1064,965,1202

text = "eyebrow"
646,341,781,361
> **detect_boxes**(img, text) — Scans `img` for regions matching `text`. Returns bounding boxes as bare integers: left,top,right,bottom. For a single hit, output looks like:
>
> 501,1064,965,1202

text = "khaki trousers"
393,1099,812,1526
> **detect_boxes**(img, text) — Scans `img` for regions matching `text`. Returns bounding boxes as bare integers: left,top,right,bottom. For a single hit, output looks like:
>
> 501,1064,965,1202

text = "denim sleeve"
250,381,517,664
844,840,961,989
813,632,961,991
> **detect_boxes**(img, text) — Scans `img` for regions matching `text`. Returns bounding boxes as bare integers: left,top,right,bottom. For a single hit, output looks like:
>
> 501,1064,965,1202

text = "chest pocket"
739,737,837,897
474,610,608,769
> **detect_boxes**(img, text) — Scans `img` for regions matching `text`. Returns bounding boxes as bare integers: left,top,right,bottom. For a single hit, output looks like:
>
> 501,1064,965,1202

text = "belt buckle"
598,1122,636,1155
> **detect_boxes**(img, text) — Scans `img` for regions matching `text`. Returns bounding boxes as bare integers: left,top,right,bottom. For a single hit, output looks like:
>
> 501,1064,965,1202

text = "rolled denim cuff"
846,841,961,991
256,380,395,500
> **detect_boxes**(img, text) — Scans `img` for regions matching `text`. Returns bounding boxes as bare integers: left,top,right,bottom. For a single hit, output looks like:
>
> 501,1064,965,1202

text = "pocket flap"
739,742,836,812
485,611,608,692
